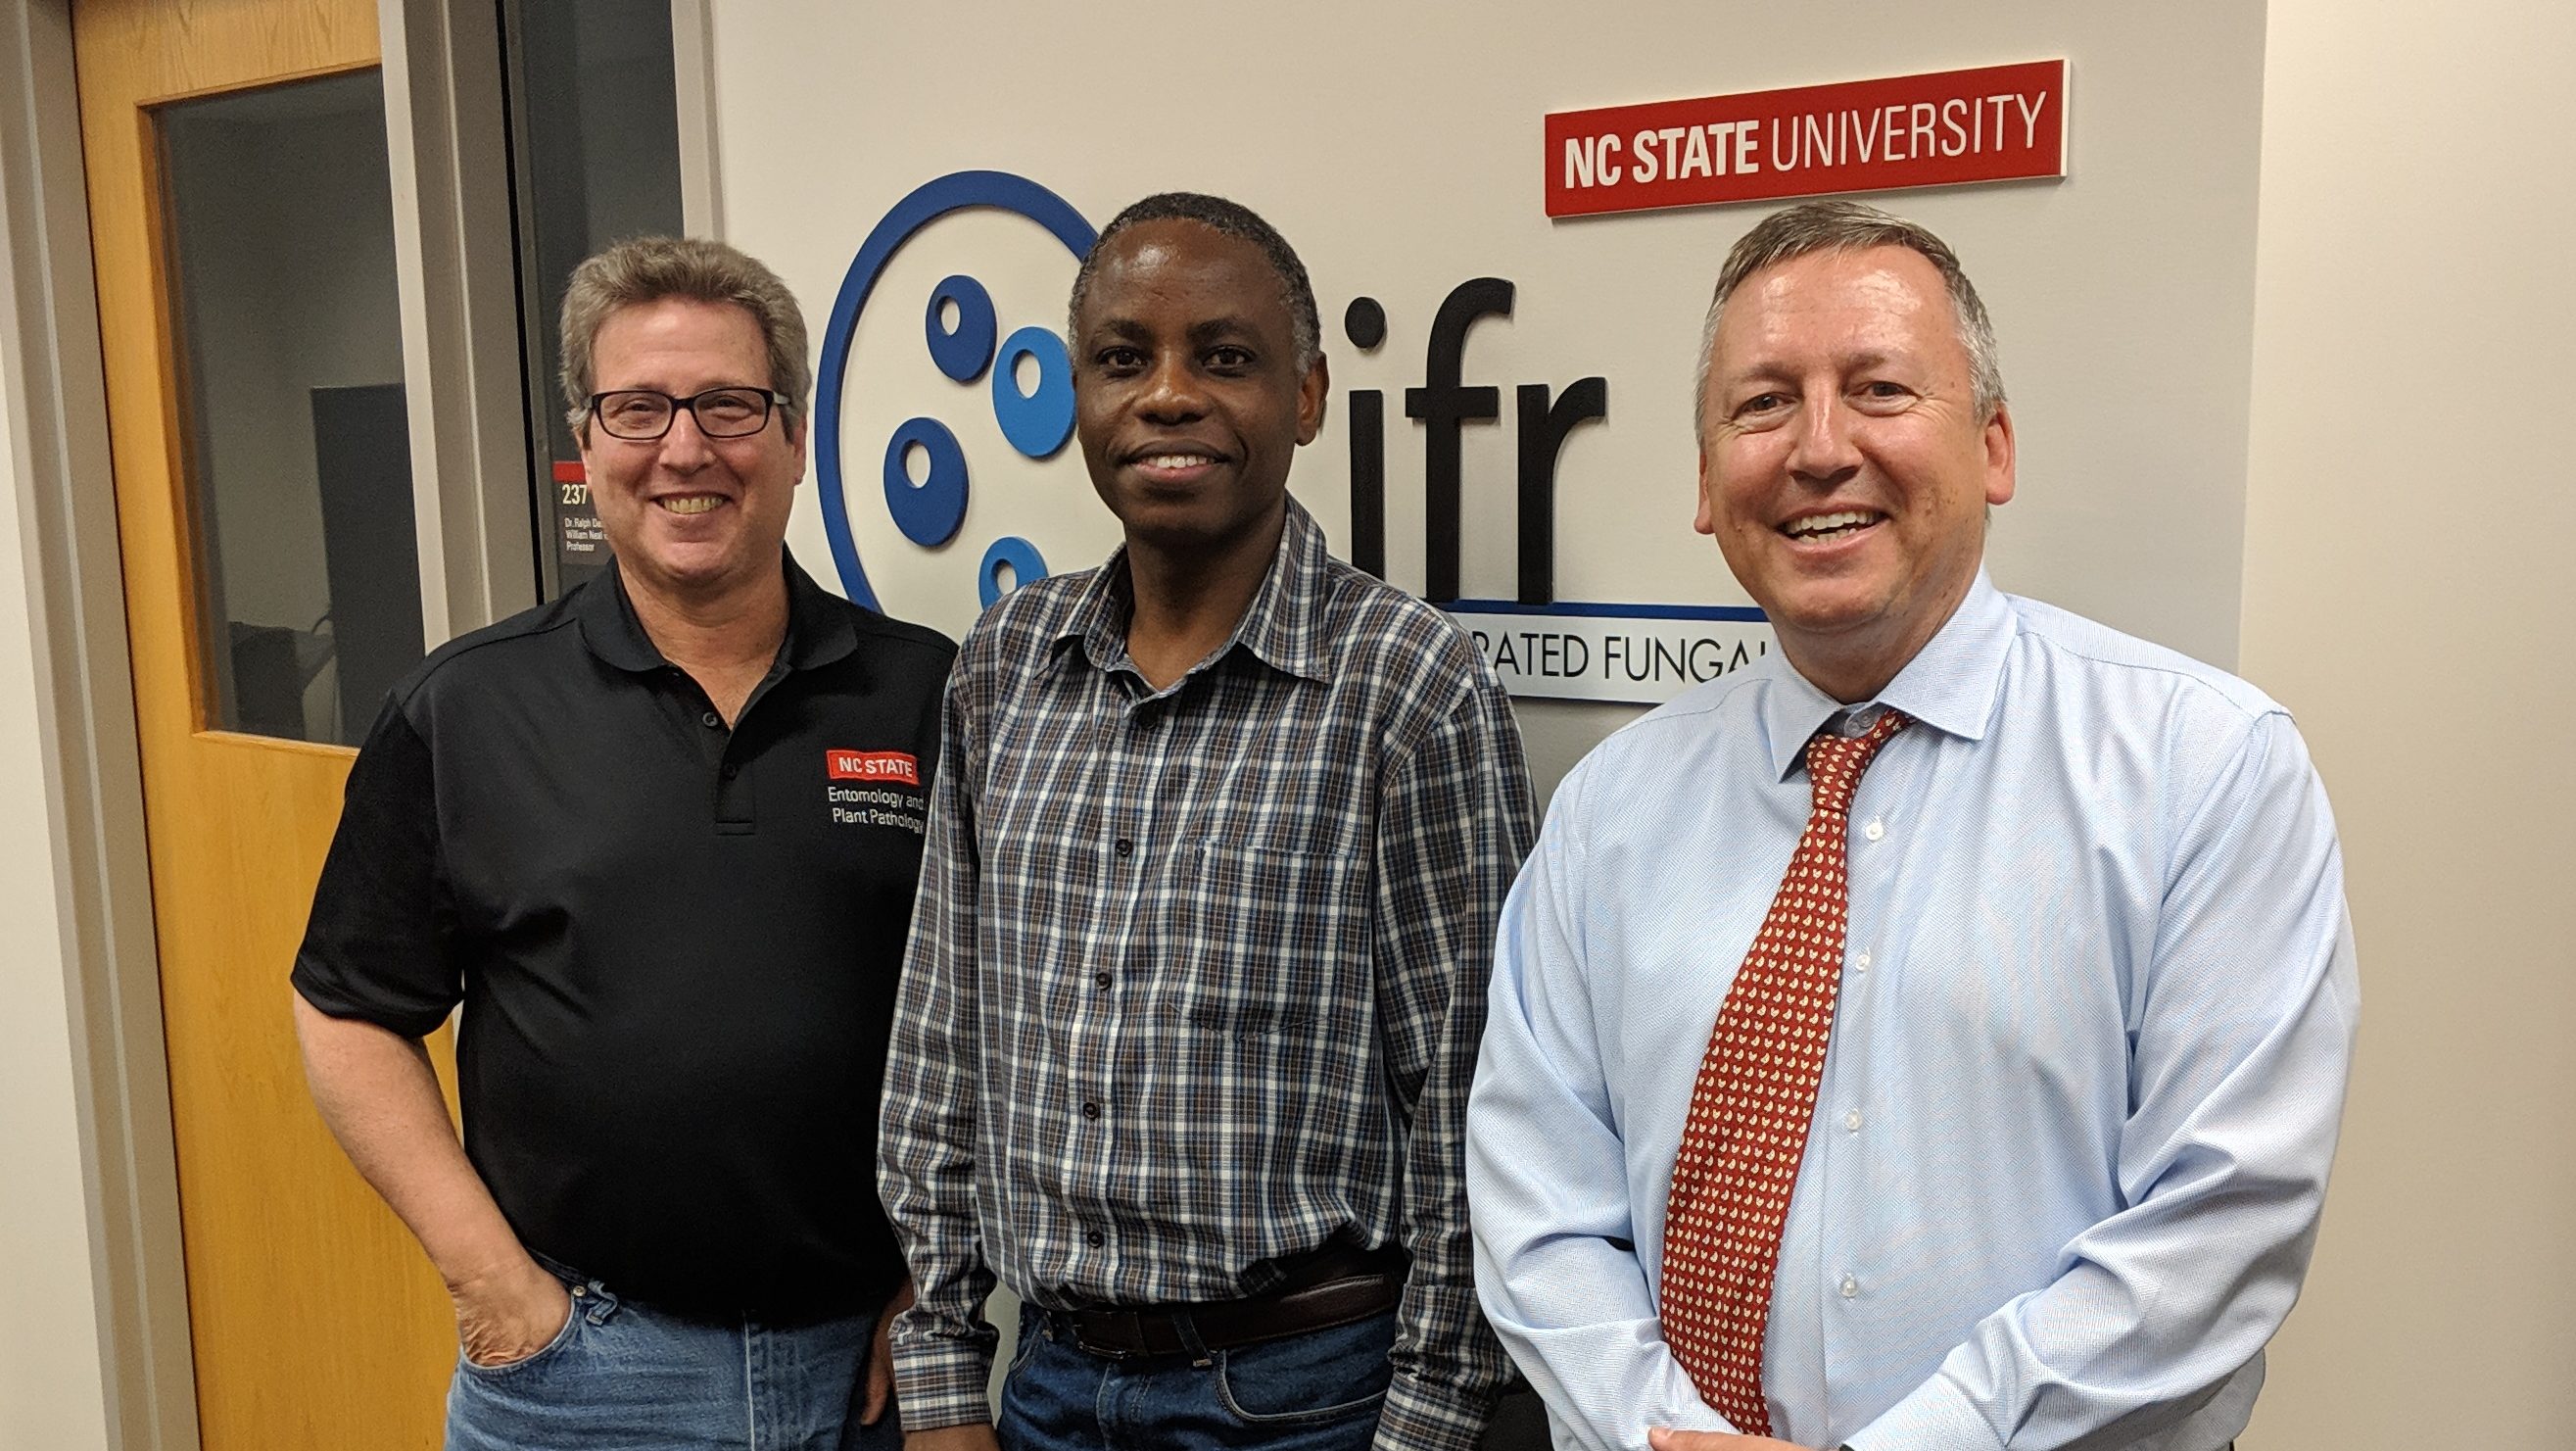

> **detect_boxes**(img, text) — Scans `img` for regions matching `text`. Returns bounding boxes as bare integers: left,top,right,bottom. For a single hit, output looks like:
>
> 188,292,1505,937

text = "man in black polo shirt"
293,236,952,1451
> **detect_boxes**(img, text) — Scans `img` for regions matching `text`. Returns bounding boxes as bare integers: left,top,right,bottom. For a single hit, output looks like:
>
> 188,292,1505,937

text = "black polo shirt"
293,552,954,1325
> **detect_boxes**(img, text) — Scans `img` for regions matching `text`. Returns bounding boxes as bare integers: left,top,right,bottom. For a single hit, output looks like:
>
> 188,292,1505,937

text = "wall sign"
817,170,1774,707
1447,601,1768,705
1546,60,2067,218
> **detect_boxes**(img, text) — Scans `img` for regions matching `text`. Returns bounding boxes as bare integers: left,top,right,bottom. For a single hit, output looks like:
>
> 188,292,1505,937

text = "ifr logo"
813,171,1099,620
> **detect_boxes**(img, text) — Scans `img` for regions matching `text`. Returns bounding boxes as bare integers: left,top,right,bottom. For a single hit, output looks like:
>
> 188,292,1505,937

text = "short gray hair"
1693,200,2005,441
559,236,811,438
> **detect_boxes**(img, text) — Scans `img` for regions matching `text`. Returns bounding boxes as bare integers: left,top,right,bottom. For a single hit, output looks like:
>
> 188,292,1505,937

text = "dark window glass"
161,70,424,745
499,0,686,599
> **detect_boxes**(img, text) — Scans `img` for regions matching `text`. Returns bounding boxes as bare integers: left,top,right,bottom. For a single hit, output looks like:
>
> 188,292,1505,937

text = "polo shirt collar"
1757,568,2015,780
575,549,855,675
1053,497,1335,686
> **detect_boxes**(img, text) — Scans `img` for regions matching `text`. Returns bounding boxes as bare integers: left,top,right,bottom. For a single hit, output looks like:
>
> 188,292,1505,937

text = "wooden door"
73,0,457,1445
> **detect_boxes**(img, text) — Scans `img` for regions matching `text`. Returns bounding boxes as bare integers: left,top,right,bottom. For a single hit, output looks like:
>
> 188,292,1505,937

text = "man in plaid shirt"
878,192,1535,1451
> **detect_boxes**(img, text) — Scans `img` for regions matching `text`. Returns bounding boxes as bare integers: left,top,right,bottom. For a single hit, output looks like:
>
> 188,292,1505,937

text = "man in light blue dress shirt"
1463,201,2358,1451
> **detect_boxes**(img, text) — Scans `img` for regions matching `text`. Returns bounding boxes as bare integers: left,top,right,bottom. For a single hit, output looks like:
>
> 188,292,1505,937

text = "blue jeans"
445,1266,903,1451
997,1307,1396,1451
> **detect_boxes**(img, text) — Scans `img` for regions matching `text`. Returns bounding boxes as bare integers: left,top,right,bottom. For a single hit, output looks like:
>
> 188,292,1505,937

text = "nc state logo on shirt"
826,750,921,787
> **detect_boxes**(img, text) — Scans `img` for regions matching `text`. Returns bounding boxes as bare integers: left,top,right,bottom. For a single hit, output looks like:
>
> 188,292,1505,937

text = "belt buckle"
1075,1308,1147,1360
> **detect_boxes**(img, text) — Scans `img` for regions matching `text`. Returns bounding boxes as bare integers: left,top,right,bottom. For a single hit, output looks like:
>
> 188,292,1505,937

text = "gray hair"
1693,200,2005,441
559,236,811,438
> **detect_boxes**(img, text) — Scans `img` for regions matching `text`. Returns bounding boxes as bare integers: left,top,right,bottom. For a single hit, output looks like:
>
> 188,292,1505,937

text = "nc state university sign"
1547,61,2069,218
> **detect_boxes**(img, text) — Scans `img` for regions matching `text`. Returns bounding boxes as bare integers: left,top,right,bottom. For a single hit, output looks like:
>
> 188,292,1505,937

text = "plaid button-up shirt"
881,500,1536,1451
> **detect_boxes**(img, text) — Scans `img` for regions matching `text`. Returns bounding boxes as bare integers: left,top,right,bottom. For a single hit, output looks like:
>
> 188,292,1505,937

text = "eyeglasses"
587,387,789,441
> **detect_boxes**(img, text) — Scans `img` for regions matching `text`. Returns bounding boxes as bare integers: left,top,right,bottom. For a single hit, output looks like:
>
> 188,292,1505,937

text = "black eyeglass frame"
585,387,791,441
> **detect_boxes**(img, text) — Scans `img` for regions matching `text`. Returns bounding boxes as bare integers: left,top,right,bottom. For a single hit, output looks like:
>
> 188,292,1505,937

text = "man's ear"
1982,402,2017,507
1693,447,1717,535
1295,353,1329,446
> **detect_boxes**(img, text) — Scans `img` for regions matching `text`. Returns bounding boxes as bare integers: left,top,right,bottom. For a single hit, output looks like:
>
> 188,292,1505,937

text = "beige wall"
2238,3,2576,1446
0,136,115,1451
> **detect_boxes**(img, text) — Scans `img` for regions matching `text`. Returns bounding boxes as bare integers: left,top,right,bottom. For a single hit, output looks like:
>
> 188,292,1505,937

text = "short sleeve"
289,694,460,1038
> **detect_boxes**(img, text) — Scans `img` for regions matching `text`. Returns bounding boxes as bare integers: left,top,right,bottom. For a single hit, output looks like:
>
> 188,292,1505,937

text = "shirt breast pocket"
1163,842,1365,1040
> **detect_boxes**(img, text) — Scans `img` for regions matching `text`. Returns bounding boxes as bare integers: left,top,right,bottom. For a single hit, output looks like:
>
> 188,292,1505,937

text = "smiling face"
1072,218,1326,566
578,296,804,612
1696,245,2016,701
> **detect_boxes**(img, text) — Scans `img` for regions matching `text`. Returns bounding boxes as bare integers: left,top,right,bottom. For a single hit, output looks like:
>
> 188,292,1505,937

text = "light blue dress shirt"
1466,574,2358,1451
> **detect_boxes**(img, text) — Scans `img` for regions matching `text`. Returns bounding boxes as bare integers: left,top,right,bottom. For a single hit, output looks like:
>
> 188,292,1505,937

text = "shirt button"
1845,1109,1863,1133
1094,971,1113,989
1840,1275,1859,1299
1081,1101,1101,1120
1863,817,1884,842
721,763,738,780
1852,950,1871,972
1087,1230,1105,1248
1114,838,1133,857
700,710,721,729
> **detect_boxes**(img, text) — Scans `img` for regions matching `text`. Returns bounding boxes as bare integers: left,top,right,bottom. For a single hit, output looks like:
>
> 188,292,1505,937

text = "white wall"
710,1,2269,797
0,129,114,1451
2236,4,2576,1446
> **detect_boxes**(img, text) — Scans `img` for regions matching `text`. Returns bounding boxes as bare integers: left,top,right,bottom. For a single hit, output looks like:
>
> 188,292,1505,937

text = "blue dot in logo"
815,170,1098,609
979,536,1048,607
991,325,1075,459
883,417,969,548
925,274,996,383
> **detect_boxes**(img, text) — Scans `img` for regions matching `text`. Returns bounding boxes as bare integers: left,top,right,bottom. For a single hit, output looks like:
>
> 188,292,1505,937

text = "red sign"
1546,61,2067,218
827,750,920,785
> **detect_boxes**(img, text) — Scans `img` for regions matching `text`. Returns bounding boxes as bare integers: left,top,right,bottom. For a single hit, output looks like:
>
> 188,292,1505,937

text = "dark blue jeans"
445,1266,902,1451
998,1308,1397,1451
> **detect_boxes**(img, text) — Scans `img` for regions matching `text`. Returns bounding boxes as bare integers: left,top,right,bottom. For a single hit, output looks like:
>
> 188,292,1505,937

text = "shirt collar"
1051,497,1335,686
1756,569,2016,780
576,548,855,676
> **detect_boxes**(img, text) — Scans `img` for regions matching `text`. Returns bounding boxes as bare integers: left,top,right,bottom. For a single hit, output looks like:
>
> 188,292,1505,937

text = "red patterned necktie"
1660,707,1911,1434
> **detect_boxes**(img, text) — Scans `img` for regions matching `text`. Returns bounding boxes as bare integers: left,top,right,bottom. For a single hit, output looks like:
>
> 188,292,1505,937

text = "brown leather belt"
1049,1242,1407,1360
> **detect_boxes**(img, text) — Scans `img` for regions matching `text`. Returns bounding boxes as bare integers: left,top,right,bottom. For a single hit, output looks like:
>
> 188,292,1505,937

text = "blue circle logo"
815,171,1099,613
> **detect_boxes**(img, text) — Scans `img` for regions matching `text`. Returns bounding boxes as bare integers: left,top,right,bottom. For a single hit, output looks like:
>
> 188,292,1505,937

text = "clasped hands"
1646,1427,1816,1451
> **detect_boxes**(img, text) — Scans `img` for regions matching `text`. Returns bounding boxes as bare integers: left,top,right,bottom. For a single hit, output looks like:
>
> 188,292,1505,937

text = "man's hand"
1646,1429,1815,1451
451,1254,574,1369
903,1427,1000,1451
862,1277,918,1424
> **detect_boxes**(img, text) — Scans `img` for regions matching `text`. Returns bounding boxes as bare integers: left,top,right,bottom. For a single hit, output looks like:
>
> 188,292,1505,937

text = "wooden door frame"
0,0,621,1441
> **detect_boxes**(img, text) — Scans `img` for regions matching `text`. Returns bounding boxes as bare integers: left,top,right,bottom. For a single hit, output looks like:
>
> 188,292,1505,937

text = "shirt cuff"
1371,1371,1496,1451
889,1337,994,1433
1845,1372,2006,1451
